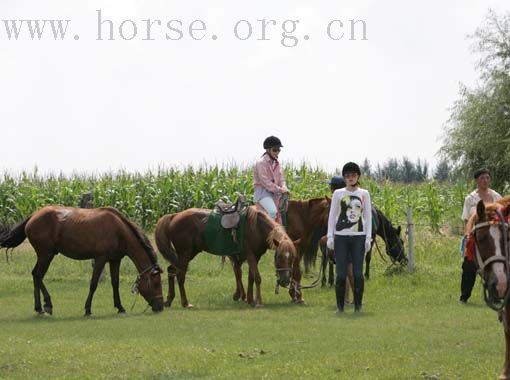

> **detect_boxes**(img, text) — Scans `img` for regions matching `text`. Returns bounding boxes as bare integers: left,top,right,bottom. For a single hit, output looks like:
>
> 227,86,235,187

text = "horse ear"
325,196,331,202
293,238,301,247
396,226,401,235
273,238,280,248
476,200,486,219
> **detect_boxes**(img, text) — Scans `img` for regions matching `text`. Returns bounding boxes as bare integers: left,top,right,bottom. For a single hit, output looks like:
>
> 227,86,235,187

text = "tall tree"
441,10,510,190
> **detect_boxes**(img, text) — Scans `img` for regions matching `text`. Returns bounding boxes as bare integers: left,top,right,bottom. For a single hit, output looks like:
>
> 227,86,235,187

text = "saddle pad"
205,209,247,256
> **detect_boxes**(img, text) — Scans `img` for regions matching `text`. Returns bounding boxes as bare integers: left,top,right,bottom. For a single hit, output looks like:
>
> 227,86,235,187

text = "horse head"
270,231,297,287
133,265,164,312
472,201,510,303
469,200,510,310
386,225,407,264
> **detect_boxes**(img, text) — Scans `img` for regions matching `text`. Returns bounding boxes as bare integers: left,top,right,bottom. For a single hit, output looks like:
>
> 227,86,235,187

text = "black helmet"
329,176,346,190
342,162,361,177
263,136,283,149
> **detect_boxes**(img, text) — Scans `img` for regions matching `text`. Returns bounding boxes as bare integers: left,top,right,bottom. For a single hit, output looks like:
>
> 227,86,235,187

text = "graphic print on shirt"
336,195,364,232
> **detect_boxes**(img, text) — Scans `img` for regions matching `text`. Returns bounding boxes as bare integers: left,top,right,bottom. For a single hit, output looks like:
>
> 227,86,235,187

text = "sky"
1,0,509,175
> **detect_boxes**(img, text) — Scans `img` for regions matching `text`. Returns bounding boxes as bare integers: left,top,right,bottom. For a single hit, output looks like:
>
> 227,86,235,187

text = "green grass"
0,231,505,380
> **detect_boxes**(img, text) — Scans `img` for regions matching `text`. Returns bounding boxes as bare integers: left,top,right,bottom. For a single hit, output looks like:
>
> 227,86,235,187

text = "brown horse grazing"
155,206,296,308
0,206,164,316
231,197,330,304
466,196,510,379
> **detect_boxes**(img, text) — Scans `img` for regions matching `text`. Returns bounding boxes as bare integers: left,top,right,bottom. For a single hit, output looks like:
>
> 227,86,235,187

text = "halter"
130,264,163,311
472,208,510,312
379,214,406,264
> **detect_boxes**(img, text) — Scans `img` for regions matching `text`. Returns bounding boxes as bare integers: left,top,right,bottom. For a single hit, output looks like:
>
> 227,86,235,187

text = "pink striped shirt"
253,153,288,199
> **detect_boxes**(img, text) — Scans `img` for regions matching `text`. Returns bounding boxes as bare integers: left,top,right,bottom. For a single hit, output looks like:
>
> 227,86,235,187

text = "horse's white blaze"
490,225,507,298
284,252,290,259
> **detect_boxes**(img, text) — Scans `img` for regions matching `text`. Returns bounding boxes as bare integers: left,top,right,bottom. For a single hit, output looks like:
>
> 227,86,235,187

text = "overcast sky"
1,0,509,175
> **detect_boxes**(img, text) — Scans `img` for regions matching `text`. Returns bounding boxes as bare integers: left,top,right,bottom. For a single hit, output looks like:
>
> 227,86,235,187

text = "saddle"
215,195,249,229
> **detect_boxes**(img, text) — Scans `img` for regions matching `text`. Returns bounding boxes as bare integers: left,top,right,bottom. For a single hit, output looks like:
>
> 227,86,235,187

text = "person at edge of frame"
459,168,502,304
327,162,372,315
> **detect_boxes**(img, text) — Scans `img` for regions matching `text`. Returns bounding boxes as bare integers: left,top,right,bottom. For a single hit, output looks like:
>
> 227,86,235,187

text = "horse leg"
84,256,107,316
246,270,254,306
176,264,192,308
32,253,55,315
364,247,372,279
108,259,125,314
165,265,177,307
320,245,327,288
290,258,305,304
500,305,510,380
246,254,262,307
231,258,246,301
328,256,335,288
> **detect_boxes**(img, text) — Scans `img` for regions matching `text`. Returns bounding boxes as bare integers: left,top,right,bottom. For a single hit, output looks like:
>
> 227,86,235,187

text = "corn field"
0,165,471,232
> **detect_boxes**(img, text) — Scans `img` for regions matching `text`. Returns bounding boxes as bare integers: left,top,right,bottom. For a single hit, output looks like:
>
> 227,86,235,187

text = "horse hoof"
233,293,241,301
44,307,53,315
294,299,306,305
118,310,126,315
84,312,92,317
498,374,510,380
184,304,194,309
254,303,263,308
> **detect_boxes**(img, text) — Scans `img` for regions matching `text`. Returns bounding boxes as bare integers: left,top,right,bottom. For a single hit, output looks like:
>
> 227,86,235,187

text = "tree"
441,10,510,190
434,160,451,182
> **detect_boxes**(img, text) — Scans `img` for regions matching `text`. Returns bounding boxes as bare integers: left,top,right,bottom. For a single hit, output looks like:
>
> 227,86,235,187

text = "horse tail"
303,226,325,272
155,214,180,269
0,216,31,249
102,207,158,265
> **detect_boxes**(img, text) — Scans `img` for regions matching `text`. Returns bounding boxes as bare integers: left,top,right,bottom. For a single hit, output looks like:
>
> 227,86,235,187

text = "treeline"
360,158,452,183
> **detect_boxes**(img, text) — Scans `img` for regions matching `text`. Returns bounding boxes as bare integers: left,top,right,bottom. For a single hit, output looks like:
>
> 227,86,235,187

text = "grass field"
0,229,506,380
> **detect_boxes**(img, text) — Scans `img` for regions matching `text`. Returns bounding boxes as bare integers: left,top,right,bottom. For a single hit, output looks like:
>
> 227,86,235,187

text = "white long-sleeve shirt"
327,187,372,239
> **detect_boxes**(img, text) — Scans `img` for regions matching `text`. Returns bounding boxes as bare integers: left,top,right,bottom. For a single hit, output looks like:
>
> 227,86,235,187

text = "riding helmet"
342,162,361,177
263,136,283,149
329,176,346,190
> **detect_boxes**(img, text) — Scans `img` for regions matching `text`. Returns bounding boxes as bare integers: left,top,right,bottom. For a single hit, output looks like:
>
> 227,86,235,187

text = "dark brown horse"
0,206,164,316
466,196,510,379
155,205,296,308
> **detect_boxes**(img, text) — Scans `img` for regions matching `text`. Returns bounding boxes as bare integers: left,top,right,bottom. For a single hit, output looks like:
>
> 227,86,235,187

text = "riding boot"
335,281,346,312
353,277,364,312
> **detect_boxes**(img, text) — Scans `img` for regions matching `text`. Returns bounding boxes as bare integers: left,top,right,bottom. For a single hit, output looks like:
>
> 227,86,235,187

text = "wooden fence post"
407,207,415,272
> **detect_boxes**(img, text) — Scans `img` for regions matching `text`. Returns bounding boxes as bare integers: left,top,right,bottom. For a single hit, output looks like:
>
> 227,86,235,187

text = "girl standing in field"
327,162,372,315
253,136,289,224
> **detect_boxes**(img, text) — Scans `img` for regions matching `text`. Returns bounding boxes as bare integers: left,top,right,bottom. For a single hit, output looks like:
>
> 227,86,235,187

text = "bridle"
131,264,163,310
471,208,510,312
379,214,406,264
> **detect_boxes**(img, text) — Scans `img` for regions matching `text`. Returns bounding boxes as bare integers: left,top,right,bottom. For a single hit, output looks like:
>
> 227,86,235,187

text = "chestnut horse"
155,206,296,308
231,197,330,303
466,196,510,379
0,206,164,316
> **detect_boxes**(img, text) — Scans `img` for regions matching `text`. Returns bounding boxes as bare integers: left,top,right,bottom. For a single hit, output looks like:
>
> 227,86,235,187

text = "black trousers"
460,258,477,301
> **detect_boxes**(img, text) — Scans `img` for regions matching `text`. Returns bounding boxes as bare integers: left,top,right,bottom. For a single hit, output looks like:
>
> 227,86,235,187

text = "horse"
0,206,164,316
154,205,296,308
319,206,407,287
465,196,510,379
284,197,331,301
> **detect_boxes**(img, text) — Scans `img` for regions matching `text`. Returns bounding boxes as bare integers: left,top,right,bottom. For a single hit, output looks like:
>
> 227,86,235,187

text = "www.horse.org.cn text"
1,10,368,47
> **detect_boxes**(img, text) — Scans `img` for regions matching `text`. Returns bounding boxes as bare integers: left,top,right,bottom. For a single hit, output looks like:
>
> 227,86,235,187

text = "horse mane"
246,206,296,256
101,207,158,265
465,196,510,234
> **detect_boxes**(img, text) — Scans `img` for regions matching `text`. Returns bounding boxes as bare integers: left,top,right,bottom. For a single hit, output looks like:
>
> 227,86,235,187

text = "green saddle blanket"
204,209,247,256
